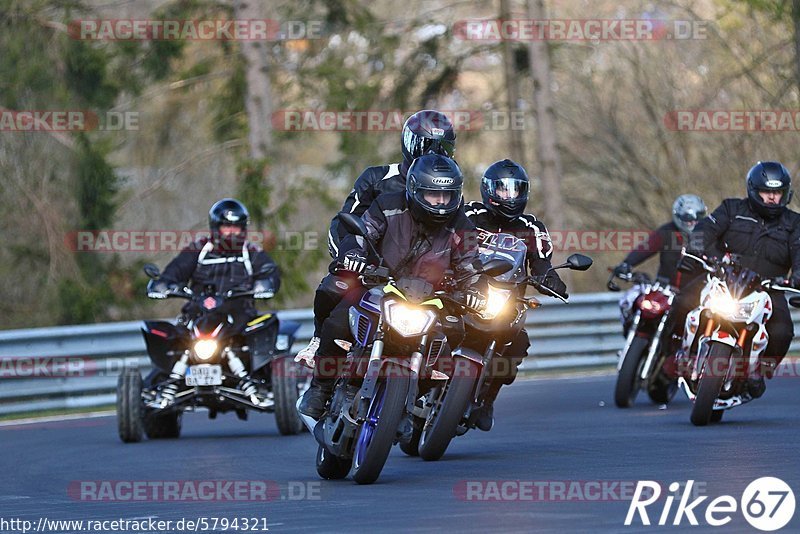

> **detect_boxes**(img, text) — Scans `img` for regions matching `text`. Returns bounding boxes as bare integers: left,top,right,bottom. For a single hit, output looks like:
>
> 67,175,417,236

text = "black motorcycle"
407,231,592,460
117,263,309,442
297,213,510,484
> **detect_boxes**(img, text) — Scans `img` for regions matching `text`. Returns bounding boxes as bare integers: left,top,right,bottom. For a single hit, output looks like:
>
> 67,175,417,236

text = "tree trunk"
232,0,274,161
500,0,526,168
527,0,565,237
793,0,800,99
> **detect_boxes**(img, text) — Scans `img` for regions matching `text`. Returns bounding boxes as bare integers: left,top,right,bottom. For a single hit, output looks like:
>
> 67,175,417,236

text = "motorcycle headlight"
706,293,755,321
481,286,512,320
383,301,437,337
193,339,219,360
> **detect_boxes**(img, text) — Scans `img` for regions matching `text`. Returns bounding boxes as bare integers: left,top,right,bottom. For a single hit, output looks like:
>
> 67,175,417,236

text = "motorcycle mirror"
338,212,369,237
789,296,800,308
482,259,514,277
143,263,161,279
254,263,276,277
566,253,593,271
252,280,274,299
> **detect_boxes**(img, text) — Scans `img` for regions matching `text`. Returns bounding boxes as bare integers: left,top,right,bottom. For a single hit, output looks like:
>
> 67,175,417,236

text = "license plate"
186,364,222,386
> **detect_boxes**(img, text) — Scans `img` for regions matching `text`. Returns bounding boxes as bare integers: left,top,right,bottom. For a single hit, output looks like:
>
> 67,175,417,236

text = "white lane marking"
0,410,114,427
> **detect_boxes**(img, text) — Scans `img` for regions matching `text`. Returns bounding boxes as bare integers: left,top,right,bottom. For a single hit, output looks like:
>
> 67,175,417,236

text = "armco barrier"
2,292,798,416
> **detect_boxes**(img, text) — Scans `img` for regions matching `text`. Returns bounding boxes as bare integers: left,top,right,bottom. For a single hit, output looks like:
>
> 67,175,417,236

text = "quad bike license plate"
186,364,222,386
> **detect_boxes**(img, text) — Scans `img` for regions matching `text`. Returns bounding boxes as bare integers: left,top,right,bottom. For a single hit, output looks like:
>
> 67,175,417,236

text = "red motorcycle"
608,270,679,408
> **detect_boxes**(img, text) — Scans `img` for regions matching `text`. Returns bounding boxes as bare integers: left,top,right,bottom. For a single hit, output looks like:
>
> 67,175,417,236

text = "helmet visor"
403,130,455,159
675,210,705,223
414,187,462,214
755,188,787,202
484,178,528,200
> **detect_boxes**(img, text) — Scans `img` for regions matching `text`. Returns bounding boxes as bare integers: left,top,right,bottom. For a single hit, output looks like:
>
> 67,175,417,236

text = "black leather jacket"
161,238,281,297
464,201,557,277
328,162,408,257
624,221,687,284
691,198,800,282
339,192,480,288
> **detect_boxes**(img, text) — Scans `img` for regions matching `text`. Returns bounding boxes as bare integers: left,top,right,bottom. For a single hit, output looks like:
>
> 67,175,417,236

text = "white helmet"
672,194,707,233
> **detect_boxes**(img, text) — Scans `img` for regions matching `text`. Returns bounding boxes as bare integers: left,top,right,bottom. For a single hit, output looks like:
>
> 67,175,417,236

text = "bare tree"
527,0,565,235
232,0,274,162
500,0,527,167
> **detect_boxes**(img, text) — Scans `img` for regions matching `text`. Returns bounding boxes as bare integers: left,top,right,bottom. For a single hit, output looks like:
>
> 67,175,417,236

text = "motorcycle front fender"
452,346,484,366
141,321,188,373
709,332,737,347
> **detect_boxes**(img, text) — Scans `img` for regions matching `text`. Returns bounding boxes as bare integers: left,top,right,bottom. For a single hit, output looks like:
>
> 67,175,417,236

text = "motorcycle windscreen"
141,320,188,373
477,231,527,283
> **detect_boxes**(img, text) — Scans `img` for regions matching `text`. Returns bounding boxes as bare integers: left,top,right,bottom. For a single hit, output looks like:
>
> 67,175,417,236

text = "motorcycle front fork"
639,313,670,381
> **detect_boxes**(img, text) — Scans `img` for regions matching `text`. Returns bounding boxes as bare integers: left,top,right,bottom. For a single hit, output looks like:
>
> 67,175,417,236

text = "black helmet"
672,194,707,234
208,198,249,251
401,110,456,165
406,154,464,226
480,159,529,221
746,161,793,219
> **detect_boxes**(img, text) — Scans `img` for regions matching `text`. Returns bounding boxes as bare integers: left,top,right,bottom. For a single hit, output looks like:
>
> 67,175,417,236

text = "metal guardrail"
1,292,798,417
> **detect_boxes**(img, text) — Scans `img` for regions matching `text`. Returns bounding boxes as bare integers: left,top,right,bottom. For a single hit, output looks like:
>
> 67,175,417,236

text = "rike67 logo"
625,478,795,530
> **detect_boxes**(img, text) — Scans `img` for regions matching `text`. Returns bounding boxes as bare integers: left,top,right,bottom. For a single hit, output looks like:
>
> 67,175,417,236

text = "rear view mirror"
566,254,593,271
143,263,161,279
254,263,276,277
338,212,368,238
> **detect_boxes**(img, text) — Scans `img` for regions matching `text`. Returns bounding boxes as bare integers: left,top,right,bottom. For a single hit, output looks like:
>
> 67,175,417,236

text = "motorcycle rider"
611,194,707,334
148,198,281,330
463,159,568,431
298,154,486,419
295,110,457,366
669,161,800,398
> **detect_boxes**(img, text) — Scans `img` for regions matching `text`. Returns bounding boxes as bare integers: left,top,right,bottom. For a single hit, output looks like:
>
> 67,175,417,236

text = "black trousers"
311,271,362,337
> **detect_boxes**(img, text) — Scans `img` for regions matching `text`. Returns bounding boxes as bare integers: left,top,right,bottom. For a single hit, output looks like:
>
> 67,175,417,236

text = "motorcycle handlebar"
760,279,800,294
606,268,651,292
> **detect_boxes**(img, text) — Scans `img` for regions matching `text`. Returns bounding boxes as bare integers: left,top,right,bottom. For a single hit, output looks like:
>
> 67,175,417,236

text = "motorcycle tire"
691,343,730,426
144,410,182,439
117,367,144,443
614,337,649,408
419,359,480,461
351,365,409,485
316,445,350,480
399,416,423,457
273,357,305,435
647,362,679,405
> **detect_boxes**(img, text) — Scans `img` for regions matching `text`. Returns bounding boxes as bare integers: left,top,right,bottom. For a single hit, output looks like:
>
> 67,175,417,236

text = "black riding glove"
541,273,568,299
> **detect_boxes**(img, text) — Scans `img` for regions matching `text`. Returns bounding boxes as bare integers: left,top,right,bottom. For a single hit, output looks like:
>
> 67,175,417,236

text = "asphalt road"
1,373,798,533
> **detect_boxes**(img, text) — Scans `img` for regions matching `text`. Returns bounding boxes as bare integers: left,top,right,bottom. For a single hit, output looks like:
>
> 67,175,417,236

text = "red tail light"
150,328,168,338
